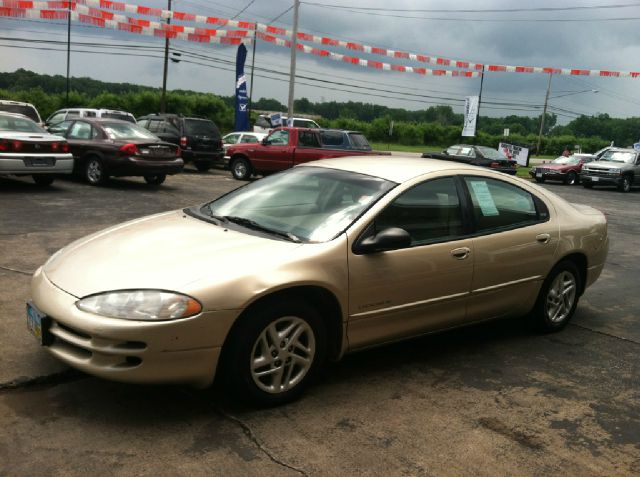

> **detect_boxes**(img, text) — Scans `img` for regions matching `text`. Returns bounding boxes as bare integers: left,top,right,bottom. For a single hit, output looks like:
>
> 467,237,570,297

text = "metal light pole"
536,73,553,156
248,24,258,116
65,2,71,106
286,0,300,120
160,0,172,113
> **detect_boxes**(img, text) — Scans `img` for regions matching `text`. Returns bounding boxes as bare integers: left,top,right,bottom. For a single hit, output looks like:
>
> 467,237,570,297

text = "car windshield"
552,156,580,164
102,122,158,140
101,112,135,123
0,114,45,133
599,150,636,164
477,146,508,160
201,167,396,242
0,104,39,122
185,119,220,137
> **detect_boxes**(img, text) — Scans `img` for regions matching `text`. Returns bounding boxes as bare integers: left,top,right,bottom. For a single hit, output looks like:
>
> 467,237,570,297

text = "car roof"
605,147,636,153
0,100,36,107
302,156,483,183
70,117,132,124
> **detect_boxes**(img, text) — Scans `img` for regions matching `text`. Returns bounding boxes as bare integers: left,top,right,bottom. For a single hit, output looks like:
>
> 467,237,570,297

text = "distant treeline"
1,69,637,154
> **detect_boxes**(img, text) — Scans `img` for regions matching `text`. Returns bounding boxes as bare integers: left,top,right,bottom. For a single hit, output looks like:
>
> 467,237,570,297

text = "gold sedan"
27,157,609,405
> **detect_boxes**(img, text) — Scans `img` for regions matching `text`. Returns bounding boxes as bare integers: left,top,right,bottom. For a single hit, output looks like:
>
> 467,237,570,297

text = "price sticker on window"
469,181,499,216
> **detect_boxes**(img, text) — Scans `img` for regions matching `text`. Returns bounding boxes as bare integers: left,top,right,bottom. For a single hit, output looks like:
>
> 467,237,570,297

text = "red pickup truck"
226,127,390,180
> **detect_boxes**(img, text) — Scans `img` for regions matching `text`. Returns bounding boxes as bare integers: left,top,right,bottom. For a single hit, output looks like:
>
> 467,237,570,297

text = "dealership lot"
1,170,639,476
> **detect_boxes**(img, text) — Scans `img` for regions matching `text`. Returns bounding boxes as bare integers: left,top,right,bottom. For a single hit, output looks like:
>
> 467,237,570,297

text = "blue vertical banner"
235,43,249,131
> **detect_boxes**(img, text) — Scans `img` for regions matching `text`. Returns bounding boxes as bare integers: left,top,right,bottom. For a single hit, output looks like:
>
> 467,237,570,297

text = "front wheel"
618,175,632,193
564,171,578,185
32,175,54,186
85,157,108,186
532,260,581,332
222,299,326,406
144,174,166,185
231,157,252,181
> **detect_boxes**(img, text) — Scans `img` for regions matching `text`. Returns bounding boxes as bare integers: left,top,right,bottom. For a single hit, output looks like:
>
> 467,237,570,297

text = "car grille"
583,168,620,177
48,318,146,368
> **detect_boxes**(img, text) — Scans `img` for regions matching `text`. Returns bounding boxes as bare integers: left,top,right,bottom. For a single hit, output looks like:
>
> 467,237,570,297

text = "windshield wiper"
224,216,301,243
197,205,228,224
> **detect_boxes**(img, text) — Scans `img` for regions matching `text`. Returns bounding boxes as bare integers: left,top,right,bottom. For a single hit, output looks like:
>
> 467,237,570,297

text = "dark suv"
137,114,223,171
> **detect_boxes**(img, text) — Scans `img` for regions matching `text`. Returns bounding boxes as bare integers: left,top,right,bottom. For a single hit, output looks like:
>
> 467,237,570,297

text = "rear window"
348,133,372,150
0,114,44,132
320,131,347,148
0,104,40,123
184,119,220,138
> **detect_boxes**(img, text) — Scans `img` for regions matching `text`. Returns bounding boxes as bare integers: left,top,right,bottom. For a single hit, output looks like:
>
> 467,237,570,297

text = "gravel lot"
1,167,638,476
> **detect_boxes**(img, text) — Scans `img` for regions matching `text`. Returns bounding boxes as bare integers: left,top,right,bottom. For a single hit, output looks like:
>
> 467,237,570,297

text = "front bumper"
107,157,184,177
580,173,622,187
30,268,239,388
0,153,74,174
529,169,569,181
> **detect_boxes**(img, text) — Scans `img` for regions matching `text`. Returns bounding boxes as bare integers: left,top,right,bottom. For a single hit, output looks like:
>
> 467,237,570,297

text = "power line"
231,0,256,19
301,2,640,13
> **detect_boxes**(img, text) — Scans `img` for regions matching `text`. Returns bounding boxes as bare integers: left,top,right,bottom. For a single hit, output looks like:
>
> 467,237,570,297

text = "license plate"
26,302,52,345
25,157,54,167
592,177,599,182
536,172,542,178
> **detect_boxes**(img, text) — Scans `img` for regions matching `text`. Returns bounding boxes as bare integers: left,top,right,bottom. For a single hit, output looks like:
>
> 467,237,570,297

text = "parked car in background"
0,111,73,186
226,127,387,180
0,100,42,125
27,156,608,405
222,131,266,166
529,154,595,185
422,144,517,175
253,114,321,133
580,147,640,192
46,108,136,126
137,114,223,172
50,118,182,186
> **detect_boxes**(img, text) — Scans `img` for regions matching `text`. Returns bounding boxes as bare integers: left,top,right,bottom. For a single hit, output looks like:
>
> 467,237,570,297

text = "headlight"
76,290,202,321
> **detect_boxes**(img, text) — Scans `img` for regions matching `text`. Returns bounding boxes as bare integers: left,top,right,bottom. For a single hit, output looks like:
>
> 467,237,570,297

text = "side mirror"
442,150,448,154
355,227,412,254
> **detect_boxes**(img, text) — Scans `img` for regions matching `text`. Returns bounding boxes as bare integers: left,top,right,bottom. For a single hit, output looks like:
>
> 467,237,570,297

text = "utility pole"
475,65,485,139
65,1,71,106
286,0,300,120
536,73,553,156
160,0,172,113
248,24,258,116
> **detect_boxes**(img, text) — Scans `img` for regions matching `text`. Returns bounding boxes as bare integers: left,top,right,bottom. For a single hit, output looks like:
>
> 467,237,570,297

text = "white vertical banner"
462,95,479,137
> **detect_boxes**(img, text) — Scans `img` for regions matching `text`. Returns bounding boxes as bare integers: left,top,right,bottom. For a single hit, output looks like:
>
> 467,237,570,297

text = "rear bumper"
0,154,74,174
529,170,570,181
106,157,184,176
491,166,518,175
181,150,224,166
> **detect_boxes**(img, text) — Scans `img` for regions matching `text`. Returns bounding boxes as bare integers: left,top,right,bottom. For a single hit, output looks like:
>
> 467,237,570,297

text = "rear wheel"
565,171,578,185
195,163,211,172
32,175,54,186
532,260,581,332
535,177,545,183
85,157,108,186
618,175,632,193
144,174,166,185
222,299,326,406
231,156,252,181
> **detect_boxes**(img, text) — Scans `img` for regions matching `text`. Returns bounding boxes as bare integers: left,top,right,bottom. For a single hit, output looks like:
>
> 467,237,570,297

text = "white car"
0,100,43,126
46,108,137,126
0,112,73,186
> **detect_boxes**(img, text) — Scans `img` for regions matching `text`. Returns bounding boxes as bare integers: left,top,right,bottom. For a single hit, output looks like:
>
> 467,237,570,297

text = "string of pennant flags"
1,0,640,79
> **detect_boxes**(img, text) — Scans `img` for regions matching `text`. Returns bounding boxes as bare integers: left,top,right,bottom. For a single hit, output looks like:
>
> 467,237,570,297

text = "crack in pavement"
181,390,308,476
0,369,86,393
0,265,34,276
570,322,640,346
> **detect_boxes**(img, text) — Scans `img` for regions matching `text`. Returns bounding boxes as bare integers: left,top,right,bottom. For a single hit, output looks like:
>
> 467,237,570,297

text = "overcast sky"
1,0,640,123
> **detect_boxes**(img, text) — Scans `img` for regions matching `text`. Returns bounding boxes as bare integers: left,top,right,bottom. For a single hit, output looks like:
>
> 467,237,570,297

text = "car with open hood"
28,156,608,405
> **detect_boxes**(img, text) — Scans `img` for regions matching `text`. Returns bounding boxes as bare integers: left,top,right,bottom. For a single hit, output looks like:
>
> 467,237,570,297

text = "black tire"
32,175,54,186
85,157,108,186
532,260,581,333
230,156,252,181
618,175,632,193
583,182,593,189
195,163,211,172
534,177,545,183
222,298,327,406
564,171,578,185
144,174,166,185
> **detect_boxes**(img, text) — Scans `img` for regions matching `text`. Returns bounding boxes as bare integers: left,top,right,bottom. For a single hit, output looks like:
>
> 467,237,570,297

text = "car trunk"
184,119,222,152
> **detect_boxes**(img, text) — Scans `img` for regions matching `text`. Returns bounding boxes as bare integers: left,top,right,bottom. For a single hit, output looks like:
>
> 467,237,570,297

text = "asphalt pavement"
1,167,638,476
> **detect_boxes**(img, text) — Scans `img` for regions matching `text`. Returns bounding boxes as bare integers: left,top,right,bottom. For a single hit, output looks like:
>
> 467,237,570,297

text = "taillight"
176,146,182,156
0,139,8,151
180,136,188,147
119,143,140,156
490,161,500,168
61,142,70,153
12,140,22,151
51,142,59,152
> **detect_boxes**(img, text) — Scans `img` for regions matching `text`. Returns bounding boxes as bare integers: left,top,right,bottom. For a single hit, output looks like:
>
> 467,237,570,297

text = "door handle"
536,233,551,244
451,247,470,260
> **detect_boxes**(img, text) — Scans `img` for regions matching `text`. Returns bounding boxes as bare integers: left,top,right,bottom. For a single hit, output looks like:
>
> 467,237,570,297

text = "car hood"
0,131,65,141
584,161,631,170
43,210,302,299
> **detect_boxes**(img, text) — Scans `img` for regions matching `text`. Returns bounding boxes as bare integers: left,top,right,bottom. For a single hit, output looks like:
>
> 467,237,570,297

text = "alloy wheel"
545,271,577,323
